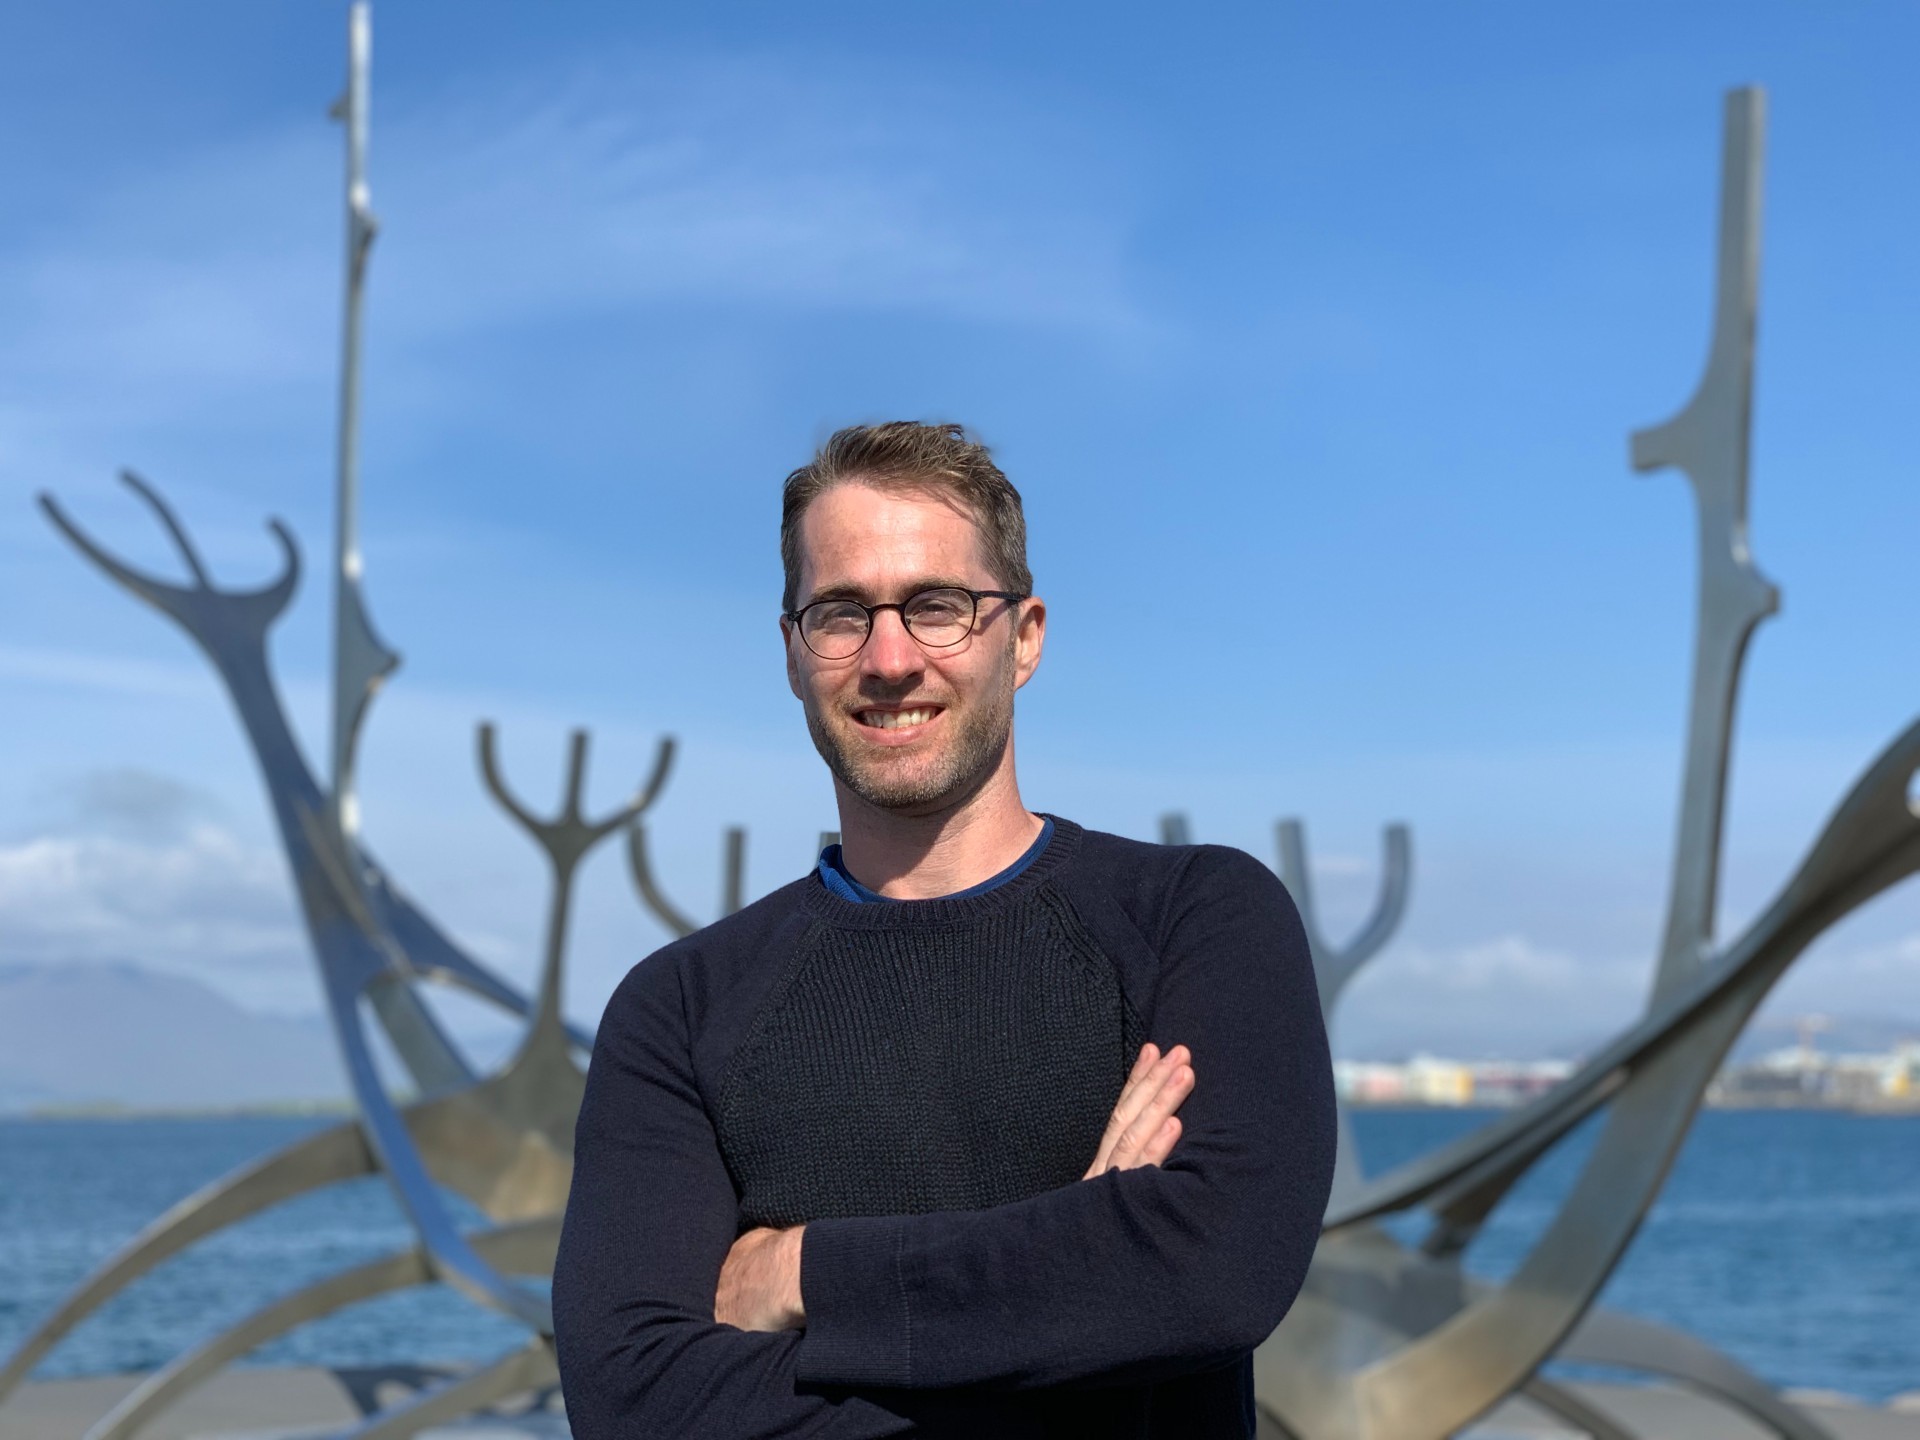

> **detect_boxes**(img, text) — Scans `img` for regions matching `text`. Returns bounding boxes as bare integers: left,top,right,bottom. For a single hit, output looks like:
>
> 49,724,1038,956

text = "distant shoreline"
1345,1098,1920,1117
4,1099,356,1122
11,1097,1919,1122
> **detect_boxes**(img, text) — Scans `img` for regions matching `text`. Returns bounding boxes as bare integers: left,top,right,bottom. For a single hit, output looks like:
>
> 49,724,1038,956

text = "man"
553,422,1335,1437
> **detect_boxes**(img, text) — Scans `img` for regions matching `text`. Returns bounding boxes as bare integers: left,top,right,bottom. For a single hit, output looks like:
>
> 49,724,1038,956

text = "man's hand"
1083,1042,1194,1179
715,1224,806,1332
715,1045,1191,1327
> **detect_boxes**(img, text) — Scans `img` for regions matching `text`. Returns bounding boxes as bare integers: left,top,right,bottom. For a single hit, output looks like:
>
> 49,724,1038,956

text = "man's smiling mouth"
854,706,943,730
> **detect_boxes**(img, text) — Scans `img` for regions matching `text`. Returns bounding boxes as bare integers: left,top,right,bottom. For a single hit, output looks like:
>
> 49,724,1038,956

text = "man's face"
783,482,1044,815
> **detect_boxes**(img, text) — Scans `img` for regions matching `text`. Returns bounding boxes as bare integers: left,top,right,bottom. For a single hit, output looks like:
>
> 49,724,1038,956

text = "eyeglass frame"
783,586,1030,660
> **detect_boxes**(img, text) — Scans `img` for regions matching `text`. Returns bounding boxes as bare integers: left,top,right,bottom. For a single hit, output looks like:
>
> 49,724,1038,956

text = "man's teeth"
862,707,936,730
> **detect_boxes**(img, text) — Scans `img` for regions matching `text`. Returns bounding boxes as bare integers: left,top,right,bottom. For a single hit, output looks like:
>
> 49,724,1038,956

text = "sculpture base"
4,1368,1916,1440
0,1364,566,1439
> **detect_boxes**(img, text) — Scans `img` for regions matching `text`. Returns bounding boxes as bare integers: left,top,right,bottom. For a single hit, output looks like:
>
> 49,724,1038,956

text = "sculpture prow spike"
38,471,301,642
1628,86,1779,1006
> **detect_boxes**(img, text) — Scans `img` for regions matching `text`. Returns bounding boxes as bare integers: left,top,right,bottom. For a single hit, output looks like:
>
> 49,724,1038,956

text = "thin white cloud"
1336,932,1646,1059
0,769,310,1011
0,44,1146,453
376,52,1145,339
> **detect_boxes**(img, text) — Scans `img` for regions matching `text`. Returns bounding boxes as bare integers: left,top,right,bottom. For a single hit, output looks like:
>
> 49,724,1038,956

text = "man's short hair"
780,421,1034,613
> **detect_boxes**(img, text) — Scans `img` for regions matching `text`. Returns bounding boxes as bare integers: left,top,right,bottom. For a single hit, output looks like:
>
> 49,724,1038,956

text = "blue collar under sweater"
816,815,1056,903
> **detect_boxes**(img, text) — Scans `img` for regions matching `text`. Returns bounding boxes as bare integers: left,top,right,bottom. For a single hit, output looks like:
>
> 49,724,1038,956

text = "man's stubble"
804,636,1017,813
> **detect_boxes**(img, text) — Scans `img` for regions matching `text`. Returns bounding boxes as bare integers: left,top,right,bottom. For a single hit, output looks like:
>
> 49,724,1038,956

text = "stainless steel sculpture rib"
1275,818,1410,1203
82,1220,561,1440
8,6,605,1432
626,761,751,937
1250,86,1883,1440
1632,87,1777,1008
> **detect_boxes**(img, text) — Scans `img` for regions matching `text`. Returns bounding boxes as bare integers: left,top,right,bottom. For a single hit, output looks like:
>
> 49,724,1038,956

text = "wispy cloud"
1337,933,1646,1059
0,768,310,1012
376,51,1146,339
0,44,1145,460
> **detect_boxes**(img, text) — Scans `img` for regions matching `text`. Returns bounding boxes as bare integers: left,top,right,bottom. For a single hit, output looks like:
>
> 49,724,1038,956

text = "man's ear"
1012,596,1046,690
781,616,804,700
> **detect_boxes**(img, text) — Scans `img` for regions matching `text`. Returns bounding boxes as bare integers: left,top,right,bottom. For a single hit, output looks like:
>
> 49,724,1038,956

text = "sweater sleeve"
552,948,915,1439
793,845,1336,1391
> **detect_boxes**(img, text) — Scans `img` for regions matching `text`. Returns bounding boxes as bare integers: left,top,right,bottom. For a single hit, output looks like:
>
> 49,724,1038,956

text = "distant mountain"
0,962,346,1112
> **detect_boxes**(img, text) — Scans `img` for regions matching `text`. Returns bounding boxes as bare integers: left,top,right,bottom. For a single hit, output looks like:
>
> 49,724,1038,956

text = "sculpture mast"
329,0,399,844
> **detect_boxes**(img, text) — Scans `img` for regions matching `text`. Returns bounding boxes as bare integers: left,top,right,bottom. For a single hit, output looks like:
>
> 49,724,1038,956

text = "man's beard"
805,659,1016,813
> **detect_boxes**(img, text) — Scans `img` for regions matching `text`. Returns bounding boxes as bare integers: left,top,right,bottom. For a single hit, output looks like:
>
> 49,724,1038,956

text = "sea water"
0,1109,1913,1399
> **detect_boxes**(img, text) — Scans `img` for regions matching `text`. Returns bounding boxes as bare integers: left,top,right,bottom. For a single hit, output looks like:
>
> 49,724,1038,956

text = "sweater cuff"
794,1215,914,1388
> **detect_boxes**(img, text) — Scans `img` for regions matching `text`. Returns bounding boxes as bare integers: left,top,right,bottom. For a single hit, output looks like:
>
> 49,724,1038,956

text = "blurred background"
6,1,1918,1073
3,0,1919,1411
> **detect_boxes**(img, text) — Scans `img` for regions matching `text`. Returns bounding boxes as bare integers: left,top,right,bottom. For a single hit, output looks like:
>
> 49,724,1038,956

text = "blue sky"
3,1,1918,1062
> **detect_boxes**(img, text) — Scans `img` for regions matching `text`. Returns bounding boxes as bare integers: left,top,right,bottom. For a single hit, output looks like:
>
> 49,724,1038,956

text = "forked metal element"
38,463,555,1338
1277,820,1412,1012
1275,819,1411,1204
1262,811,1799,1440
9,5,613,1428
1255,86,1849,1440
1633,88,1777,1006
480,724,671,1042
626,747,751,937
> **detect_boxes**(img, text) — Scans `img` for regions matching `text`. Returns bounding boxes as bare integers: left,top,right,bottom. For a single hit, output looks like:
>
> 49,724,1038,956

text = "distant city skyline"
3,2,1919,1061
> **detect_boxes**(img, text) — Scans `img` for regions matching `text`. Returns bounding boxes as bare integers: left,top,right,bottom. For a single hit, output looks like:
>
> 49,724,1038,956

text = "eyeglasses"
785,586,1028,660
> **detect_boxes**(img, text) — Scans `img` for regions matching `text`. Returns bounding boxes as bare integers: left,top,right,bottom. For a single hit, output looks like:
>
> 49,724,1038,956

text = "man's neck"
833,758,1044,900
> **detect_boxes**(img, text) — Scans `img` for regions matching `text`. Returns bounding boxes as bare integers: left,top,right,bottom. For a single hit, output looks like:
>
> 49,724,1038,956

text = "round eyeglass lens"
801,600,872,659
902,588,974,646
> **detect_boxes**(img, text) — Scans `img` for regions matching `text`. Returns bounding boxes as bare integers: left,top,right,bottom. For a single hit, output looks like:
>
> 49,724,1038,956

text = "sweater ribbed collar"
799,814,1082,929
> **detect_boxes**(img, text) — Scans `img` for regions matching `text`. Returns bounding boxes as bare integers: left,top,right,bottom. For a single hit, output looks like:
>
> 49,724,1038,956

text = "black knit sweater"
553,817,1336,1438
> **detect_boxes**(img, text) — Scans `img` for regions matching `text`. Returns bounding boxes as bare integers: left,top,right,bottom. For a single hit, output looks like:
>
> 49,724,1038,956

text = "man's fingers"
1085,1043,1166,1178
1138,1115,1181,1168
1084,1043,1195,1179
1111,1063,1193,1169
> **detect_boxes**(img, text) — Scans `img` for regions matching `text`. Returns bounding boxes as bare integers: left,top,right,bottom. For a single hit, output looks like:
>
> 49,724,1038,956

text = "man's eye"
812,606,866,631
908,597,966,622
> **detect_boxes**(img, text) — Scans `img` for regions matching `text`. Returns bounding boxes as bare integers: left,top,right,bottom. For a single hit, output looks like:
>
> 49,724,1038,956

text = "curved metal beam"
1562,1308,1830,1440
0,1120,375,1402
1262,712,1920,1438
1275,818,1413,1205
1276,820,1412,1014
336,1341,558,1440
626,818,700,937
1519,1378,1640,1440
1332,709,1920,1237
81,1222,558,1440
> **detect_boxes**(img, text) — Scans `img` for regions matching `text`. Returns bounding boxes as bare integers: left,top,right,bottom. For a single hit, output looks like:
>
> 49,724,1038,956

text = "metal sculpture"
1157,810,1412,1200
626,773,748,937
1275,818,1411,1203
1250,87,1903,1440
2,19,1904,1439
3,8,671,1435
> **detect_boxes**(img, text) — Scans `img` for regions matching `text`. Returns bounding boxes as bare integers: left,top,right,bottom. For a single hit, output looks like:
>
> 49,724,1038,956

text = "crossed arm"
553,850,1334,1436
714,1041,1198,1331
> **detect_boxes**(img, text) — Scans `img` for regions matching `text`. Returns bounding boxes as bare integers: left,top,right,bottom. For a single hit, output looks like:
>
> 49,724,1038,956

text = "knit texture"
552,816,1337,1440
717,885,1142,1228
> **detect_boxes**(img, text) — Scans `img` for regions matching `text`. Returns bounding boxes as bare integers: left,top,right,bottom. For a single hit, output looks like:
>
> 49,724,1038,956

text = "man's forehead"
797,483,988,590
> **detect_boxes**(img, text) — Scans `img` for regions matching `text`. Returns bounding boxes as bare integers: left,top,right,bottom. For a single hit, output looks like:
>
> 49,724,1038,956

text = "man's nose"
860,607,923,682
